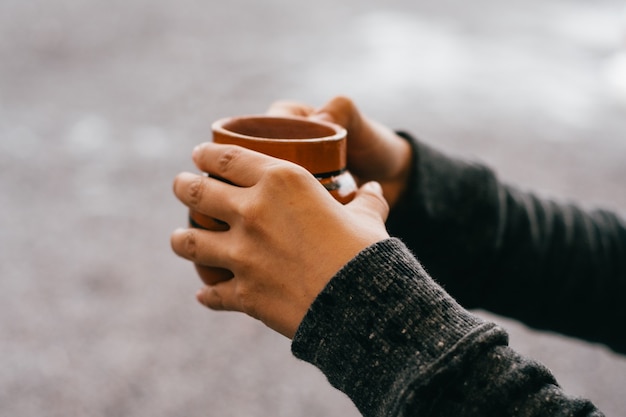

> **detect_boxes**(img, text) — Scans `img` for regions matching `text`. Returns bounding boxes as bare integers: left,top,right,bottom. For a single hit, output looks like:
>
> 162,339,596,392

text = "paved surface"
1,0,626,416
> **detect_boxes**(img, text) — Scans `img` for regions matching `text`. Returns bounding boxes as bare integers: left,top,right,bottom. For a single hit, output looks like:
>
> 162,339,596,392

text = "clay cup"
189,115,357,230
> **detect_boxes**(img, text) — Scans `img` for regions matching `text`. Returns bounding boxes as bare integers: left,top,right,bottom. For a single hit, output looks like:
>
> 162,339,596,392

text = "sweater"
387,133,626,353
292,133,624,416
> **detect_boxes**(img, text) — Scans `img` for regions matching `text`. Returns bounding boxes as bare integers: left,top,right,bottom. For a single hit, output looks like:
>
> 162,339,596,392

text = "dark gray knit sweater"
292,134,624,416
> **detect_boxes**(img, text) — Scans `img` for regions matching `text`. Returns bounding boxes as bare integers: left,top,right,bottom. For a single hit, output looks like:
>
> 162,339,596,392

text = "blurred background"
1,0,625,416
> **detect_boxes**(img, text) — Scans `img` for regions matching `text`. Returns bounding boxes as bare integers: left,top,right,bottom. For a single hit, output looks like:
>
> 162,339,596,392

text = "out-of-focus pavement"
1,0,626,416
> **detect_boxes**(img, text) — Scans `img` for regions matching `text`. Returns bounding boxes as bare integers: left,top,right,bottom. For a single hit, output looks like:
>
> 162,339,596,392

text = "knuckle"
252,164,316,206
202,288,227,311
240,164,303,219
265,162,307,183
182,228,198,259
187,176,206,207
212,290,228,310
217,146,244,174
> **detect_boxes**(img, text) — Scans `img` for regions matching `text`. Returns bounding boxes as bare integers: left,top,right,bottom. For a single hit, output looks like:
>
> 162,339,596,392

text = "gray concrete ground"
2,0,626,416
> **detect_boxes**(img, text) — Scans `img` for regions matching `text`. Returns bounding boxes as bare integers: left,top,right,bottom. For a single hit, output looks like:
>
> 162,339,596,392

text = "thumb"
310,96,361,131
349,181,389,224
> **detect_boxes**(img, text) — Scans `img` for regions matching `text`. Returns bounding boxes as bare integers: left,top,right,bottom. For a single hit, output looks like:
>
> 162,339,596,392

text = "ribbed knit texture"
289,129,622,415
292,239,604,416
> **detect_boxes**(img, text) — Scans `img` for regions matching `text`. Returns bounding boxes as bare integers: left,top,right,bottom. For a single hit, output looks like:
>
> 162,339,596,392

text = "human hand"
171,143,390,339
267,96,413,209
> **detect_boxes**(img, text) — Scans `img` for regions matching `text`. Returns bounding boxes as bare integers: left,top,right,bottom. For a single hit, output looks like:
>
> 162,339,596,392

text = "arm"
171,142,605,416
387,133,626,353
269,96,626,352
293,238,604,417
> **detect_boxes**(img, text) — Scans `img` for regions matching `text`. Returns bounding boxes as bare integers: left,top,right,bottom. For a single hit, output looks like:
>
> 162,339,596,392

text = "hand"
171,143,390,338
267,96,413,209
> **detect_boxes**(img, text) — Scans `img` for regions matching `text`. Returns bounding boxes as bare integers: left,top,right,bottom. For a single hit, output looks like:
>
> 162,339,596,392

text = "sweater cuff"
291,238,503,416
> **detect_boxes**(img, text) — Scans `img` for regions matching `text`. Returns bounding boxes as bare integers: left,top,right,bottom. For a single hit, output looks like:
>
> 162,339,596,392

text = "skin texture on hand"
267,96,413,210
171,143,390,338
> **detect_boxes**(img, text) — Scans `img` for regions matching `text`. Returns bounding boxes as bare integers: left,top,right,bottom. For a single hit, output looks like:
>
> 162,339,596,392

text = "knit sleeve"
291,238,603,417
386,133,626,354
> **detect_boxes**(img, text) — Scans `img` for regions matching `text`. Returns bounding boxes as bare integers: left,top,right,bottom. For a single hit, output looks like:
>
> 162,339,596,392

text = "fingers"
311,96,362,132
349,181,390,224
170,227,229,268
196,283,297,339
266,96,362,133
196,282,241,312
174,144,288,223
266,100,315,117
191,143,282,187
312,97,413,209
172,172,235,225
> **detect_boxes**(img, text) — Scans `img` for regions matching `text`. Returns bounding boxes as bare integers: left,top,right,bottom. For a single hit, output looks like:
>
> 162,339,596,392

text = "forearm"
291,239,603,416
387,133,626,353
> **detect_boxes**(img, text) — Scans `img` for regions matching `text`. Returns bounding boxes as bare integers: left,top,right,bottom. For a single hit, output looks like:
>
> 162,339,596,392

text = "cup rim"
211,115,346,142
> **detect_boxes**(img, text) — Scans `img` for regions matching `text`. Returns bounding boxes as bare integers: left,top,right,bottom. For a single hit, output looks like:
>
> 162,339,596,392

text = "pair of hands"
170,96,412,338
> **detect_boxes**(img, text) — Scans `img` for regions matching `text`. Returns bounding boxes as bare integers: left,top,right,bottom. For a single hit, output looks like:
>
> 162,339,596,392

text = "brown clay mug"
189,115,358,231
